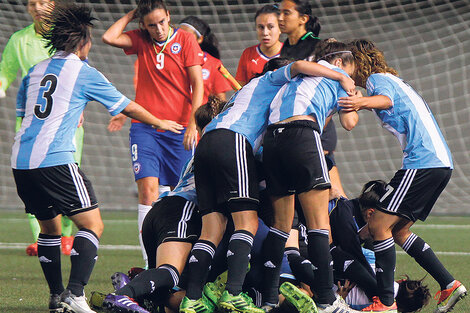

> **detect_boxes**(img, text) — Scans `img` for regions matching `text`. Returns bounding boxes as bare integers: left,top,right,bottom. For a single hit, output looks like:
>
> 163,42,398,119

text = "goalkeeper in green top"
0,0,82,256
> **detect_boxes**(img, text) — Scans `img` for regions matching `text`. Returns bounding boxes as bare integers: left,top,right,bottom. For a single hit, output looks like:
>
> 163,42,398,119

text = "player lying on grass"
260,39,359,313
336,39,467,313
11,3,182,313
180,55,355,313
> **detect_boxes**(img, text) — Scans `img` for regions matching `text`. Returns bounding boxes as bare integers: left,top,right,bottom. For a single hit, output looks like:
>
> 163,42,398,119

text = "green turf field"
0,210,468,313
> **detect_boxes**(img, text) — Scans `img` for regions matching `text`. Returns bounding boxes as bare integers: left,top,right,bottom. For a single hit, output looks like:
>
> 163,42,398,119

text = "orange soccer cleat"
61,236,74,256
434,280,467,313
26,242,38,256
362,296,397,313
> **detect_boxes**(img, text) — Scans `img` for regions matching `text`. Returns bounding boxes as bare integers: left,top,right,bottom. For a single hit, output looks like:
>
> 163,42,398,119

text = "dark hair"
396,275,431,312
315,39,354,65
136,0,168,28
254,4,280,22
358,180,388,211
195,96,226,130
290,0,321,37
180,16,220,59
41,2,95,55
260,57,292,76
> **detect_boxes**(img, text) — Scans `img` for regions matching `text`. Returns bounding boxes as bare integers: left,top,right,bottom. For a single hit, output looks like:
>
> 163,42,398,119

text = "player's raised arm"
102,9,135,49
290,60,355,93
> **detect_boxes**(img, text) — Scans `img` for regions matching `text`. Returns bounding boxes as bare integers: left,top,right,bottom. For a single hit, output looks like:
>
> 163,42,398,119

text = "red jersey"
235,44,282,84
124,28,204,125
202,52,232,104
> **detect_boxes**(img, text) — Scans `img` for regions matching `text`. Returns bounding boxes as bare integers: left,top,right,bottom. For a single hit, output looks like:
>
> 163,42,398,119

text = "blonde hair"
349,39,398,88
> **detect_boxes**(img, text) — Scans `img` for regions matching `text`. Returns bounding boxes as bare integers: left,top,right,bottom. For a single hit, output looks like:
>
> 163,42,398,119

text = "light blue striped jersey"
268,60,349,131
367,73,453,169
204,63,293,153
160,156,197,205
12,52,130,169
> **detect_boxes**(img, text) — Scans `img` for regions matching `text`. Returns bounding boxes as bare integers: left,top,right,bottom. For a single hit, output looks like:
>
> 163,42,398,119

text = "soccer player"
179,58,355,313
102,0,204,267
261,40,358,313
11,3,182,312
338,39,467,313
179,16,232,102
0,0,78,257
235,4,283,86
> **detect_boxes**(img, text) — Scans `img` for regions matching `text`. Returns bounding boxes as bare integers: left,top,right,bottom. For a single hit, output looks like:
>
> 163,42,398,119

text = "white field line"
2,218,470,229
0,242,470,256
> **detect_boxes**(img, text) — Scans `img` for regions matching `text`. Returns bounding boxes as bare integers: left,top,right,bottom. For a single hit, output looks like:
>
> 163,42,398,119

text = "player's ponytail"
180,16,220,59
291,0,321,38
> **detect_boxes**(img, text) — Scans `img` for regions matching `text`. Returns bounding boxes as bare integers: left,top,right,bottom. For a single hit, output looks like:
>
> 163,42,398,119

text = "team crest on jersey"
171,43,182,54
202,69,210,80
133,162,141,174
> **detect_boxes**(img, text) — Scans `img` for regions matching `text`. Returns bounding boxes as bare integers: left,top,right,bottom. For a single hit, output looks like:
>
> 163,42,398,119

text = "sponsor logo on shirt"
171,43,182,54
202,69,210,80
251,58,259,65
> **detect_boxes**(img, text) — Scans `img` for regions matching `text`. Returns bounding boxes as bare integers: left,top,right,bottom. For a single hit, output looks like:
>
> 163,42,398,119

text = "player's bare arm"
107,113,127,132
339,91,392,111
122,101,183,134
102,9,136,49
183,64,204,150
338,109,358,131
290,60,356,94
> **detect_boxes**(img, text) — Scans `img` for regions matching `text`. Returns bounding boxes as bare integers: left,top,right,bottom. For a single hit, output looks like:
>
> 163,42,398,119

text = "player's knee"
138,184,159,205
392,227,411,246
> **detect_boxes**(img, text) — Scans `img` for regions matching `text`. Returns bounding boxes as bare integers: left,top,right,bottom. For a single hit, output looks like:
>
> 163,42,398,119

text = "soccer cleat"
89,291,106,309
60,289,96,313
111,272,131,291
361,296,397,312
26,242,38,256
103,293,150,313
179,295,215,313
128,267,146,280
61,236,74,256
217,290,264,313
434,280,467,313
317,294,363,313
280,282,317,313
49,293,64,313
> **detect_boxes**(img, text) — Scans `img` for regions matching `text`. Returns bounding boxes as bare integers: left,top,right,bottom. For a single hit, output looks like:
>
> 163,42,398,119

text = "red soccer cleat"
26,242,38,256
362,296,397,312
61,236,74,255
434,280,467,313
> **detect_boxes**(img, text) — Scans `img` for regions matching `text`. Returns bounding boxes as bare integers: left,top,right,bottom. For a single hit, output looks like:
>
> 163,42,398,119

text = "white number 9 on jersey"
156,54,165,70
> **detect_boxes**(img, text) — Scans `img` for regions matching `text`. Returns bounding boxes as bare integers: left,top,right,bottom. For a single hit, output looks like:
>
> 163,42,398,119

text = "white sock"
138,204,152,267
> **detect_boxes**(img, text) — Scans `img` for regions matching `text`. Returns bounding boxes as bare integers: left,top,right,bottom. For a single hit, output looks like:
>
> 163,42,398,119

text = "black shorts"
12,164,98,221
379,168,452,222
194,129,259,216
142,196,201,247
263,120,331,196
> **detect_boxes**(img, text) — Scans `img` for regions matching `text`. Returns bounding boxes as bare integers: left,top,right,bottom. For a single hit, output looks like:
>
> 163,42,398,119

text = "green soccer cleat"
280,282,318,313
434,280,467,313
89,291,106,310
180,295,215,313
217,290,264,313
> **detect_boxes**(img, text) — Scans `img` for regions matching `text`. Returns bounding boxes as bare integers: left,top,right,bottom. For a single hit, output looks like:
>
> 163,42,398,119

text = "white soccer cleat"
317,294,363,313
60,289,96,313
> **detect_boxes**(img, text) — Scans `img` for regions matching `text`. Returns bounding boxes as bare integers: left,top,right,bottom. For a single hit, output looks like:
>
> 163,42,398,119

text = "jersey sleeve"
235,49,249,83
181,32,204,67
265,63,293,85
0,33,21,92
366,74,395,101
212,60,232,94
16,75,27,117
123,29,143,56
82,66,131,116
